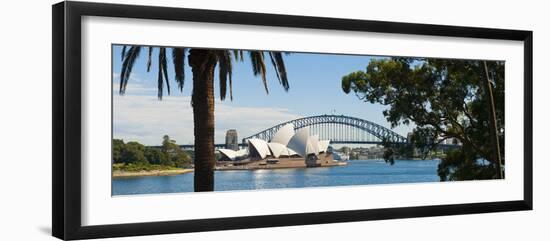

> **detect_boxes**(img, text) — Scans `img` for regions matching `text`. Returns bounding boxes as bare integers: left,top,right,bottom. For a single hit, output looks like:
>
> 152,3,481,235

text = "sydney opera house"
217,124,345,170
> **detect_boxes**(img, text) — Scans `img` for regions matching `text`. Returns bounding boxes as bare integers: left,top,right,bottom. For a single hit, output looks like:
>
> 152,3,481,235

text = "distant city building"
347,145,385,160
225,129,239,151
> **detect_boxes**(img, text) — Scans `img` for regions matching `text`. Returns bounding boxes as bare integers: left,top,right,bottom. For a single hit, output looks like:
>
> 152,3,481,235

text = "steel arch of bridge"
242,114,407,144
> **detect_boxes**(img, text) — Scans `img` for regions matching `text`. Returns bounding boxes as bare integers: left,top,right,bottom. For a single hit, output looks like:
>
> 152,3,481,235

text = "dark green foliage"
112,163,175,172
171,151,191,168
172,47,186,91
112,136,191,169
380,137,415,165
162,135,192,168
341,57,504,180
438,147,495,181
121,46,127,61
121,141,147,164
144,147,168,165
268,52,289,91
157,47,170,99
146,46,153,72
248,51,268,93
120,46,142,95
112,139,125,163
217,50,232,100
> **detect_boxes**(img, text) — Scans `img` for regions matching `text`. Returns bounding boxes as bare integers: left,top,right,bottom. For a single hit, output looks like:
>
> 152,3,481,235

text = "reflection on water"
112,159,440,195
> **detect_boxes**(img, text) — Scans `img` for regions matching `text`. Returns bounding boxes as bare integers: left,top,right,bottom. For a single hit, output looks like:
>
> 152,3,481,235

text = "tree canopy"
112,136,192,169
342,57,504,180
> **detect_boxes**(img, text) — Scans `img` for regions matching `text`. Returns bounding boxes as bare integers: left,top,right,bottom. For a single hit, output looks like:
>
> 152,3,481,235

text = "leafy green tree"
121,141,147,164
161,135,179,154
171,151,192,168
341,57,504,180
144,147,169,165
120,47,289,191
160,135,191,167
112,139,125,163
381,137,416,165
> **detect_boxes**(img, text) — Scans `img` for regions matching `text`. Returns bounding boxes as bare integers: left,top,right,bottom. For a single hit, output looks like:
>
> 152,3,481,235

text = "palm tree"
119,46,289,191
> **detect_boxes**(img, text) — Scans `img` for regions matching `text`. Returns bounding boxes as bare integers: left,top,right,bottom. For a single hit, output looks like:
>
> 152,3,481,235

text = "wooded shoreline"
112,168,193,178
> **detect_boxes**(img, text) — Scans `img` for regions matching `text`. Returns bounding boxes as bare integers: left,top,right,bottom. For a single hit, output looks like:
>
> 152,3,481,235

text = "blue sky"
112,45,414,145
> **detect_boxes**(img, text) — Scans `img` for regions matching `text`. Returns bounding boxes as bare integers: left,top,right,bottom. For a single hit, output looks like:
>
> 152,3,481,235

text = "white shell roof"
248,138,271,159
270,124,295,146
287,148,298,156
308,134,320,155
219,149,237,160
318,140,330,153
236,148,249,157
267,142,288,158
287,127,310,157
219,148,248,161
237,125,332,159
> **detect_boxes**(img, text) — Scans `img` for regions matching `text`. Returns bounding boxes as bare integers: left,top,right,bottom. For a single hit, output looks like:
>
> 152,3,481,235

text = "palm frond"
157,47,170,99
233,50,244,62
217,51,233,100
157,60,163,99
228,53,234,100
146,46,153,72
272,52,289,91
248,51,268,94
121,46,127,61
161,49,170,94
120,46,141,94
268,53,281,84
172,47,186,91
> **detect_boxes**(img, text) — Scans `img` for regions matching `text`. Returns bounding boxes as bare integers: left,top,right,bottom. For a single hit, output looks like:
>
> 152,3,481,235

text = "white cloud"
112,71,163,97
113,94,302,146
112,72,146,83
112,82,156,96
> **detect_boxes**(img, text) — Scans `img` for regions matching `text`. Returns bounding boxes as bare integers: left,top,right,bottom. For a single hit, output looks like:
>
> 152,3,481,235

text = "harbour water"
112,159,440,195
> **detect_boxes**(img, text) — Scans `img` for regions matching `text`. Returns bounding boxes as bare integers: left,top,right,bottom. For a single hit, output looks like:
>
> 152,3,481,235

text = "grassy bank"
112,163,193,178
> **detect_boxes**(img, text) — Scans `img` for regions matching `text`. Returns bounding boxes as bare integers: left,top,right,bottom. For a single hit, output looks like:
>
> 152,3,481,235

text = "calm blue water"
112,159,440,195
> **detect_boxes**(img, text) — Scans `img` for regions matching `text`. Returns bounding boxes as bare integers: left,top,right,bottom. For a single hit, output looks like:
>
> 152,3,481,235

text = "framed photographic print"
52,1,533,240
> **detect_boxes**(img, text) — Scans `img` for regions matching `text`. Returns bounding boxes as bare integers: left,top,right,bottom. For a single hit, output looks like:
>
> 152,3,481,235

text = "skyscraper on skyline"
225,129,239,151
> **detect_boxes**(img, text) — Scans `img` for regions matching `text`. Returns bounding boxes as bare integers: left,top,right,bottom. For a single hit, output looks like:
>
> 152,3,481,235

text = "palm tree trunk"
189,50,217,191
483,61,503,179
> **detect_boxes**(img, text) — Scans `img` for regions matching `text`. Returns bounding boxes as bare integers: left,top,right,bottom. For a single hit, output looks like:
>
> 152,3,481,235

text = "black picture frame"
52,1,533,240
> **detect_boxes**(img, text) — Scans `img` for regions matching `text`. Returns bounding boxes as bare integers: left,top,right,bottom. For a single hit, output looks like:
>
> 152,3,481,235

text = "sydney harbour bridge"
242,114,406,145
178,114,416,150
